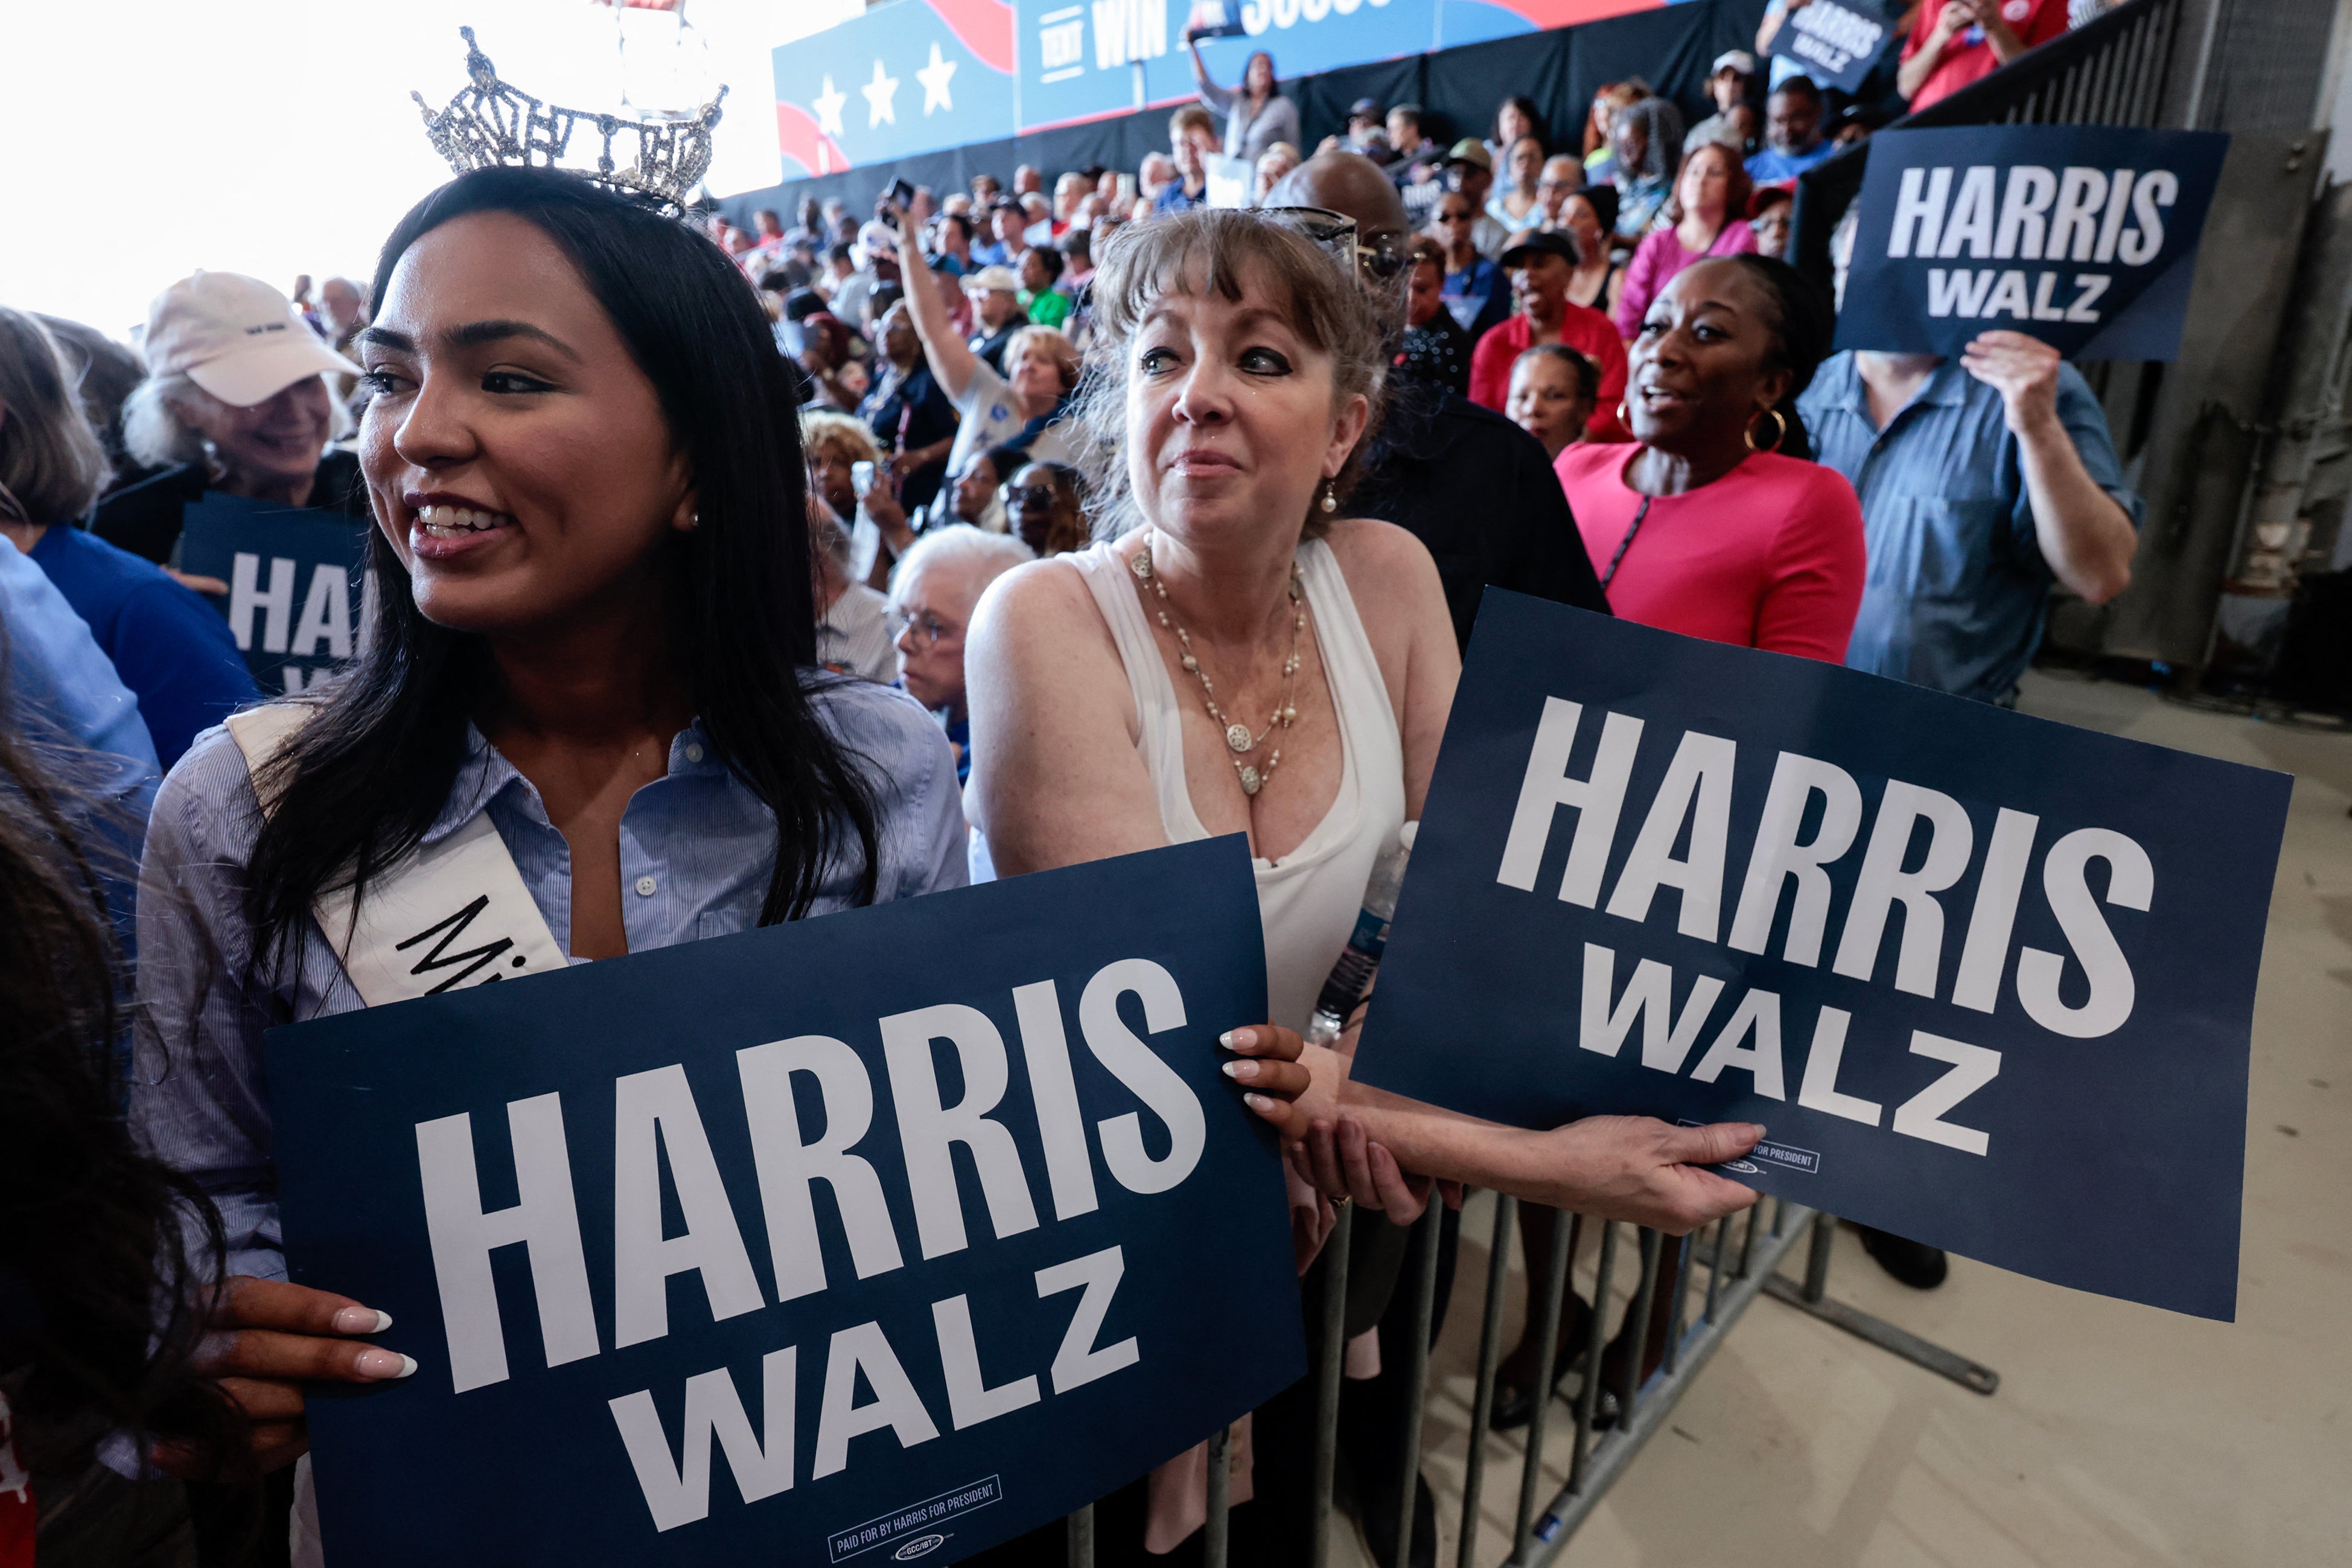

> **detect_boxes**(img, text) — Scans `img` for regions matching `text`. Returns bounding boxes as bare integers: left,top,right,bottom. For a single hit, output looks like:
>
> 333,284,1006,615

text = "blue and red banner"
770,0,1696,175
775,0,1019,176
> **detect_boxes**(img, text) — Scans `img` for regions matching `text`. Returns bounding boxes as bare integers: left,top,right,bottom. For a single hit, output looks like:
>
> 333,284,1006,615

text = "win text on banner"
267,835,1300,1565
1832,126,2229,360
1351,596,2288,1321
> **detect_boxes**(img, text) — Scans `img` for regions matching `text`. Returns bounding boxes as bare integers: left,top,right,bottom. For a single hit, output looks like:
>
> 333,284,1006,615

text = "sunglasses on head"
1258,205,1412,281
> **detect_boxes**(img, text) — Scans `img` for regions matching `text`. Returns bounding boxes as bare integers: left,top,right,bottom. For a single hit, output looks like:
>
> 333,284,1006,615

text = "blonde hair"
1002,325,1080,392
0,309,110,523
1071,207,1390,543
798,409,879,468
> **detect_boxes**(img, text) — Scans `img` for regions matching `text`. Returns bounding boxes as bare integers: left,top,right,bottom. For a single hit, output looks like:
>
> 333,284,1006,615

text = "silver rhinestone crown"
412,27,727,214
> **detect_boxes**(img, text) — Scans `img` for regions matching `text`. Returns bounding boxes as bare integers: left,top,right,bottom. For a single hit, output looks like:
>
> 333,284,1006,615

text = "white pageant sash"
226,705,573,1008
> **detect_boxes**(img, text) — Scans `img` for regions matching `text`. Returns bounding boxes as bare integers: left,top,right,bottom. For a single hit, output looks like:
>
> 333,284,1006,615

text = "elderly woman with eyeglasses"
888,523,1034,786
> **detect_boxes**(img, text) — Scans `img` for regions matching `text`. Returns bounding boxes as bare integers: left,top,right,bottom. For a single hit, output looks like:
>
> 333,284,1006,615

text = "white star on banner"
861,58,900,128
811,74,847,138
916,42,957,115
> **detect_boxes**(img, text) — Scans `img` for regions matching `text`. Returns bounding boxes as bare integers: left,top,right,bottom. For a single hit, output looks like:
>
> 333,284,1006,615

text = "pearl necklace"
1130,535,1304,798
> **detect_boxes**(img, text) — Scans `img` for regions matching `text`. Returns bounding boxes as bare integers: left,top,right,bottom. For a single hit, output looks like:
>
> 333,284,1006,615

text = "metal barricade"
1062,1197,1998,1567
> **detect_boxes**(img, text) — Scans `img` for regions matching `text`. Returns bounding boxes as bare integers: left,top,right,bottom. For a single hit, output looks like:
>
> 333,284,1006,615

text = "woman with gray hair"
1608,96,1688,240
888,523,1034,786
92,271,369,566
0,307,258,766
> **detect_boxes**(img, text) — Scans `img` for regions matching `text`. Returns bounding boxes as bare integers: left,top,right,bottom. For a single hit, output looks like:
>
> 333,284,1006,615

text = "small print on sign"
829,1476,1002,1562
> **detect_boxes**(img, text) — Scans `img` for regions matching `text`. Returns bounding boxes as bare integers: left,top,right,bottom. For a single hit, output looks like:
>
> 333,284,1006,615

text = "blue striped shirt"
130,676,969,1281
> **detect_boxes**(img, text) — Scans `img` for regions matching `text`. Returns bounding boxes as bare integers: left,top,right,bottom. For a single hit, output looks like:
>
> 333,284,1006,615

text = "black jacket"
92,448,370,566
1351,386,1608,651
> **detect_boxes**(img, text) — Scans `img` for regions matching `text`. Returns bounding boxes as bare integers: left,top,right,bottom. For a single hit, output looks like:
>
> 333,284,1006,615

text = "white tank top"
1069,538,1407,1031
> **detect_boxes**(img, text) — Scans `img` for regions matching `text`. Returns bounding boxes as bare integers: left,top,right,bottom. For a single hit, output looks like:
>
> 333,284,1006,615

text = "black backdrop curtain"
721,0,1771,226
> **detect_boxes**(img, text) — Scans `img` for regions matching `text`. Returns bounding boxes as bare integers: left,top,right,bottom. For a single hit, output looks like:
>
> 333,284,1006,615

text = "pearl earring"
1319,478,1337,514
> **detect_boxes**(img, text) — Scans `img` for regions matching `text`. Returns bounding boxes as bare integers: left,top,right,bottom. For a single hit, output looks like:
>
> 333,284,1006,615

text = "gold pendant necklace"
1130,534,1304,797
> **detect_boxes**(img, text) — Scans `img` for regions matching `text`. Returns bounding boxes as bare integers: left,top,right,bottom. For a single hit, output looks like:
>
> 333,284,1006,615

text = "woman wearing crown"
121,159,1037,1509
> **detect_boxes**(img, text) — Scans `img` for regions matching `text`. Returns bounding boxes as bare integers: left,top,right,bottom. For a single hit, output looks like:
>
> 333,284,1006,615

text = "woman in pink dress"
1559,253,1864,661
1611,141,1758,340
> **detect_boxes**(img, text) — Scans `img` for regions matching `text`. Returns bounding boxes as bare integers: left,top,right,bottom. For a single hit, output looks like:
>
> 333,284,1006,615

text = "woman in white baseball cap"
92,272,369,565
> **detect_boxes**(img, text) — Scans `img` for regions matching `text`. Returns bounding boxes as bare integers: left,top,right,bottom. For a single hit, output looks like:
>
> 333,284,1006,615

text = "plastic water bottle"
1304,821,1418,1047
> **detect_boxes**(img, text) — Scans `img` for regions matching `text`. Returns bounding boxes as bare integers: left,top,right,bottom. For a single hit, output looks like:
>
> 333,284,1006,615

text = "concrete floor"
1339,671,2352,1568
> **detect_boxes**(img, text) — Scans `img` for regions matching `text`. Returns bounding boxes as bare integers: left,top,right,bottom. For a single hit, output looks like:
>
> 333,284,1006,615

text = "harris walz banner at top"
1834,124,2229,360
1766,0,1891,95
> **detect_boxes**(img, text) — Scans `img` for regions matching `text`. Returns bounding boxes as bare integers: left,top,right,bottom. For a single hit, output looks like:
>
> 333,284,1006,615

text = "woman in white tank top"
969,205,1761,1225
966,196,1762,1568
1063,535,1406,1030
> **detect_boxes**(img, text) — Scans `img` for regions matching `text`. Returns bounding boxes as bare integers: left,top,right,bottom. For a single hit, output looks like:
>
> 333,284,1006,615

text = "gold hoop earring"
1319,477,1338,514
1616,399,1631,430
1744,407,1788,454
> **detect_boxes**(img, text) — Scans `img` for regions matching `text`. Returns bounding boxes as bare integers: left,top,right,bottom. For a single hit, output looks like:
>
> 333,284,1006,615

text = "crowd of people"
0,8,2146,1566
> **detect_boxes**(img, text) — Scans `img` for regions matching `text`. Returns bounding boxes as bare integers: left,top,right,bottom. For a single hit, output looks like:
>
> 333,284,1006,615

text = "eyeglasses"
1257,205,1413,281
890,609,957,648
1437,209,1475,225
1001,483,1062,508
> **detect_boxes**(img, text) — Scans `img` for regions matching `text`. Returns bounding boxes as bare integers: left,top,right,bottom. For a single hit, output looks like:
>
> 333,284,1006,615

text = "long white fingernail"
355,1348,415,1379
372,1310,394,1333
1244,1093,1273,1113
1222,1060,1255,1080
1219,1030,1235,1048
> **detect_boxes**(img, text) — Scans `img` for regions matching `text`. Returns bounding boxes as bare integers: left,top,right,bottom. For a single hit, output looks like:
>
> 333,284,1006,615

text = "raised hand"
1960,329,2063,435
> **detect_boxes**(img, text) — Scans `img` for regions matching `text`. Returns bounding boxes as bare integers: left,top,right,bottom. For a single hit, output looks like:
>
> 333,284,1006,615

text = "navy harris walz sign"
266,836,1301,1566
1768,0,1891,94
1834,125,2229,360
1353,595,2289,1321
177,490,371,696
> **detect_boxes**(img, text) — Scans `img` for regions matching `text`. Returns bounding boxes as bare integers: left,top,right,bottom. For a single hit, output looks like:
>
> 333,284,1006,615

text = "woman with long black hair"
130,165,969,1491
0,706,239,1564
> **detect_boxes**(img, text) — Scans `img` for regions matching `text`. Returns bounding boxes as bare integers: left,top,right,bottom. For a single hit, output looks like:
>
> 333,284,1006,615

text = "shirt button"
684,743,705,763
634,876,657,897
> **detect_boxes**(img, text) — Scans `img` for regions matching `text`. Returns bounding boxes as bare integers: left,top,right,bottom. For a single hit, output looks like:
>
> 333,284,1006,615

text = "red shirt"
1553,443,1865,662
0,1392,30,1568
1468,307,1630,441
1902,0,2071,110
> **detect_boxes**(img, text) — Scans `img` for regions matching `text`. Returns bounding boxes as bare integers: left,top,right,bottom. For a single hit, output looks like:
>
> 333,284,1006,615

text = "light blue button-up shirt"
130,677,968,1281
2,533,160,949
1800,352,2143,705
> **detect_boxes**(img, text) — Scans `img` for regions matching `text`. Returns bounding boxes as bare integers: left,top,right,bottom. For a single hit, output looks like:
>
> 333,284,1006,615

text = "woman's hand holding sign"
157,1276,415,1476
1225,1025,1763,1235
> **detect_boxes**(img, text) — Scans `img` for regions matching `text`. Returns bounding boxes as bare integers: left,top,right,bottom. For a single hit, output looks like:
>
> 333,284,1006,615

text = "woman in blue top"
0,307,260,769
130,167,973,1480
